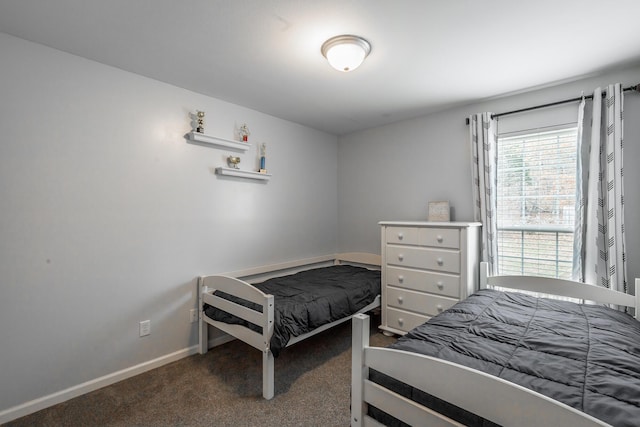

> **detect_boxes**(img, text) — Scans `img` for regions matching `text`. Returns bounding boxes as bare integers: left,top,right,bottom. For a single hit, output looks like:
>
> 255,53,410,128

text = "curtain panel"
582,84,627,295
573,97,586,281
469,113,498,275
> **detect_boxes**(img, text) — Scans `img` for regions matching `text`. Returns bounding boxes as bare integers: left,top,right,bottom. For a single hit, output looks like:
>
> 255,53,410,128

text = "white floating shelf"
185,132,250,152
215,167,272,181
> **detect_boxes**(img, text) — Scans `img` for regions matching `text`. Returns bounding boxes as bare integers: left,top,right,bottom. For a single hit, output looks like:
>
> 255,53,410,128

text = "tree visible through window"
496,127,578,279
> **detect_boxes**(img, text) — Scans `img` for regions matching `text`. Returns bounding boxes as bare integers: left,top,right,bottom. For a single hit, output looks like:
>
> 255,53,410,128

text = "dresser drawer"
386,245,460,274
419,228,460,249
385,227,419,245
387,286,458,317
385,307,429,333
386,266,460,298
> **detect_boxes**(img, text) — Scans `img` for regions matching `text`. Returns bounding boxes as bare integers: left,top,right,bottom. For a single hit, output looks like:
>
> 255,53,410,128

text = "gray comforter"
204,265,380,357
371,289,640,427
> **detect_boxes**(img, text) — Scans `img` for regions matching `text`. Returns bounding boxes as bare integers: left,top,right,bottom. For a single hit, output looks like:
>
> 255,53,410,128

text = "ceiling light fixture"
321,35,371,72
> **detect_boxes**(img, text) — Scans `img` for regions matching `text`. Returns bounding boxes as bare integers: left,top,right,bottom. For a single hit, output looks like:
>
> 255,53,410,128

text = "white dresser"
379,221,481,336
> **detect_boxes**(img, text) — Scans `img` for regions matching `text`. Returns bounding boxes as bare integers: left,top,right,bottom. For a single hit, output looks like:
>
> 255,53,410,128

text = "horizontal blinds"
496,127,578,279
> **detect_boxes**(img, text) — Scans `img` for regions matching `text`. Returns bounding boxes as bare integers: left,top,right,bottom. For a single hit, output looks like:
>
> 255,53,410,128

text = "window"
496,126,578,280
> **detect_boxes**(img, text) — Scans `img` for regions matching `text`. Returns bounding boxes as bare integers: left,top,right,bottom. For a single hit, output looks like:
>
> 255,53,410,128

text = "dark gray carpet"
6,314,395,427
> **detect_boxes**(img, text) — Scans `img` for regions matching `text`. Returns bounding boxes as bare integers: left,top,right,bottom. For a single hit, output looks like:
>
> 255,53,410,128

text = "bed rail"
351,314,611,427
335,252,381,267
216,254,336,281
480,262,639,319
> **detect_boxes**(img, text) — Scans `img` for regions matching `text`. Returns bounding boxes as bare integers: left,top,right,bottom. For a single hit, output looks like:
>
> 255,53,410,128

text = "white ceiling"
1,0,640,135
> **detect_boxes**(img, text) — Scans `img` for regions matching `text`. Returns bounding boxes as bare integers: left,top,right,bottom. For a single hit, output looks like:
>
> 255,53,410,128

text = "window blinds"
496,127,578,279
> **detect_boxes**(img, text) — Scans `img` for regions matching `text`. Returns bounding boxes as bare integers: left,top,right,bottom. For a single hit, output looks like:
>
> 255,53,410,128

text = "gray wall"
0,33,338,413
337,65,640,287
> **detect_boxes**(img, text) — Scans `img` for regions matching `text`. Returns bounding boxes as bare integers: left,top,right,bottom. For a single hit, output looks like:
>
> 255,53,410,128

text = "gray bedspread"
204,265,380,357
371,288,640,427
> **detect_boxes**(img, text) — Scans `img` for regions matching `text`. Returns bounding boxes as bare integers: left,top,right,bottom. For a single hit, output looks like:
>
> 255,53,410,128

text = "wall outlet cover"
139,320,151,337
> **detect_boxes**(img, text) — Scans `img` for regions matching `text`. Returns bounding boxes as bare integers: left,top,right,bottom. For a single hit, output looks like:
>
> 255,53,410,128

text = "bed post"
635,278,639,320
263,350,275,399
198,277,208,354
480,261,489,290
263,294,275,399
351,313,369,427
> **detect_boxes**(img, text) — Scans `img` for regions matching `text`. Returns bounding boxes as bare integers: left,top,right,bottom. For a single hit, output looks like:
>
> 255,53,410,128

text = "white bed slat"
480,262,638,318
202,275,269,306
363,380,464,427
490,275,636,306
203,318,265,351
363,346,610,427
205,293,264,327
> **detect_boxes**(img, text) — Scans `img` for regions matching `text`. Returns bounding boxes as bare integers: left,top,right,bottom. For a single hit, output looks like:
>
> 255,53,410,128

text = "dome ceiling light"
321,35,371,72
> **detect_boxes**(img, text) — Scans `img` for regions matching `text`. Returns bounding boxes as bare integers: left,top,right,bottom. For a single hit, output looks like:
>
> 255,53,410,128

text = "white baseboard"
0,332,238,424
0,345,199,424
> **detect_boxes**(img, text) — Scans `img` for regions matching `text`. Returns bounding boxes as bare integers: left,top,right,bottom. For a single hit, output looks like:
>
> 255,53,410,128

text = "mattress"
204,264,380,357
370,288,640,427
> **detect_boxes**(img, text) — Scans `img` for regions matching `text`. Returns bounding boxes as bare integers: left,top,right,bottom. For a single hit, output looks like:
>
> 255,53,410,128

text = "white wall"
0,33,338,415
337,65,640,287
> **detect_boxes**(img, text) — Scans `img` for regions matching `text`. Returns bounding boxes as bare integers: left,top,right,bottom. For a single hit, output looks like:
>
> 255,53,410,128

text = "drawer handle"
398,275,404,283
437,258,444,266
436,235,443,243
397,232,404,240
397,296,404,304
436,281,444,290
437,304,444,312
398,254,404,262
397,318,404,326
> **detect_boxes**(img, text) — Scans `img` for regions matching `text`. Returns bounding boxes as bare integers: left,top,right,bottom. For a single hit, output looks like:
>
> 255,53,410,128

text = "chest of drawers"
379,221,481,335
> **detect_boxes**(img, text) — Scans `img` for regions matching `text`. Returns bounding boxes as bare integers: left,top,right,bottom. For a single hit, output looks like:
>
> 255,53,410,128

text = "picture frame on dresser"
378,221,481,336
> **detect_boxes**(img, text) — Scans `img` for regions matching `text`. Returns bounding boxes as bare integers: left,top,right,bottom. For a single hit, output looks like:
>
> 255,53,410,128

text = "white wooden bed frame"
198,252,381,400
351,262,639,427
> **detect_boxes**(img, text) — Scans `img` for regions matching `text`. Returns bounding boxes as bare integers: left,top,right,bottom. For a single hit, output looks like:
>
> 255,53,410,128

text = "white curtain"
582,84,627,294
469,113,498,275
572,96,586,281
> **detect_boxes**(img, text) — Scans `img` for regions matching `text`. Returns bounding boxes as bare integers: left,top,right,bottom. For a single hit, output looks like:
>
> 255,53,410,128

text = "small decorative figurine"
259,143,267,173
196,111,205,133
239,123,250,142
227,155,241,169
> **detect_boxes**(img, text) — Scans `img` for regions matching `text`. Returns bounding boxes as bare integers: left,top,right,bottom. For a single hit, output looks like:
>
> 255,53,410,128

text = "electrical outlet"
189,309,198,323
139,320,151,337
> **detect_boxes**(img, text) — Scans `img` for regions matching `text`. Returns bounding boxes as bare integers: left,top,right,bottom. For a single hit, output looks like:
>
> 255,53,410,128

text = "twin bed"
198,252,381,400
352,262,640,427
